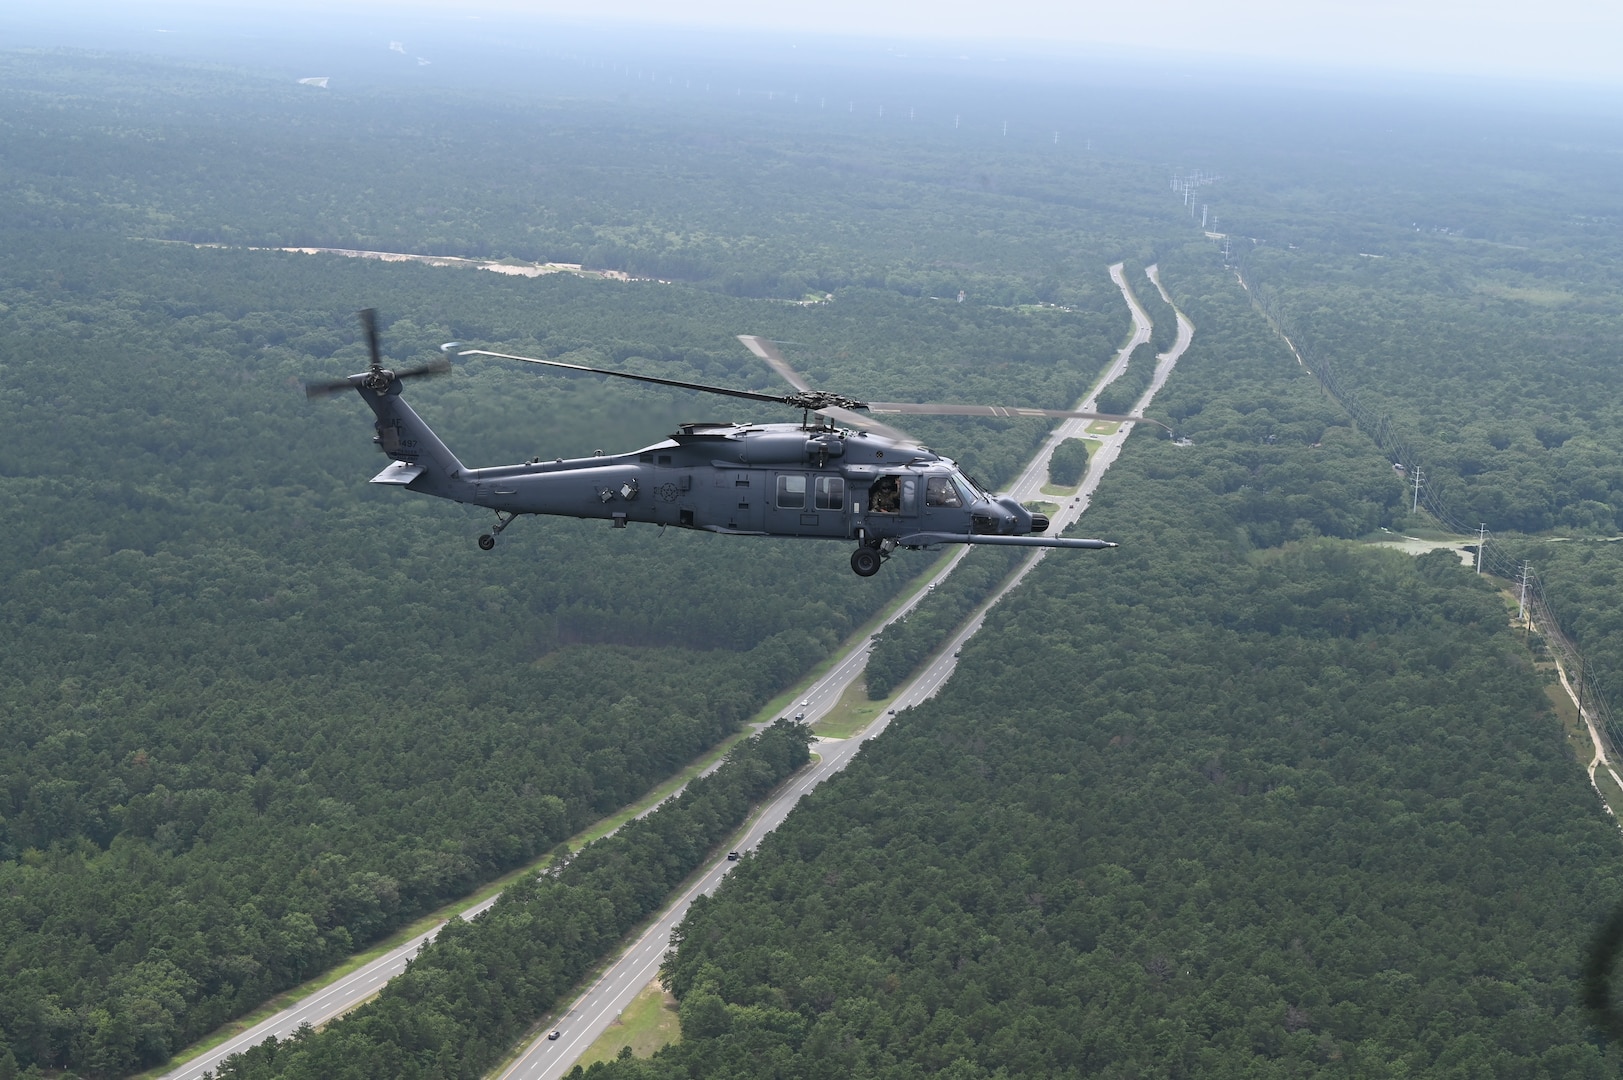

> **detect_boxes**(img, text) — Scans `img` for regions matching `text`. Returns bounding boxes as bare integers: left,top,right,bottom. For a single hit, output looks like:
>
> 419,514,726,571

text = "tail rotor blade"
305,311,451,400
304,376,356,400
394,357,453,382
360,308,382,371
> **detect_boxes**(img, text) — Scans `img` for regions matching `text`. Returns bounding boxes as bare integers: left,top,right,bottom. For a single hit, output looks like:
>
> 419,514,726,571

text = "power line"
1235,260,1623,752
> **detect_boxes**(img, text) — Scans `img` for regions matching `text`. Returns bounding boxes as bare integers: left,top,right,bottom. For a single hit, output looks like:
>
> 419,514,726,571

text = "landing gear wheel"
479,511,518,551
850,547,882,577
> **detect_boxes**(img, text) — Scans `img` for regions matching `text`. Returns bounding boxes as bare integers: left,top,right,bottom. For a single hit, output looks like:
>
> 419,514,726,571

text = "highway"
161,886,510,1080
161,264,1190,1080
499,264,1194,1079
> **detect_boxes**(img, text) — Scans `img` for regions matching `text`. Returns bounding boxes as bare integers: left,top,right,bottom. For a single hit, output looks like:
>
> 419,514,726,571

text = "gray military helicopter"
306,310,1163,576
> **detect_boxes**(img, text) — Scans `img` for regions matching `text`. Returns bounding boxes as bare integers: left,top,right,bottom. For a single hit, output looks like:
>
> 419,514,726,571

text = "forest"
864,547,1026,700
207,721,813,1080
2,29,1623,1080
0,46,1159,1076
583,251,1623,1080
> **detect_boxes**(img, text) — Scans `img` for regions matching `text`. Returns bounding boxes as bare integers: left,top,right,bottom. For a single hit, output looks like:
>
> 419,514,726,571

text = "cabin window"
900,477,918,515
869,475,900,513
815,476,844,511
777,474,807,509
658,454,672,465
926,477,964,508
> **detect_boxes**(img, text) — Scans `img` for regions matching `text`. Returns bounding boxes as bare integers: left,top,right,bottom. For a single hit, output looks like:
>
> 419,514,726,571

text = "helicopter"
306,310,1166,576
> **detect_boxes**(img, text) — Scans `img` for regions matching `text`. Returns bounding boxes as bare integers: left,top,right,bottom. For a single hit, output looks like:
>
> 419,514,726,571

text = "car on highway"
548,1030,561,1041
727,851,740,861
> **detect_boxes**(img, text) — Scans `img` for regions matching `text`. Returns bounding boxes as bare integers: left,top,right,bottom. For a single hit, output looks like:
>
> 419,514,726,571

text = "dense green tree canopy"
2,35,1621,1080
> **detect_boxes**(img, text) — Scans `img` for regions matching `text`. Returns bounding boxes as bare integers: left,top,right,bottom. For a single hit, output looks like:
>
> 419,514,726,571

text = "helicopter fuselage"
463,422,1020,537
351,375,1111,575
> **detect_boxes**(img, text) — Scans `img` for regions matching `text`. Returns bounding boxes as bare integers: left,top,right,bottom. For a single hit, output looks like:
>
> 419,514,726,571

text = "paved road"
502,267,1196,1079
1005,262,1152,506
163,882,510,1080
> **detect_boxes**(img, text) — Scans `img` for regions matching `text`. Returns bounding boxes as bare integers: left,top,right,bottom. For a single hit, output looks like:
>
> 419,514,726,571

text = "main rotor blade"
460,349,845,410
816,405,914,443
736,335,813,392
461,348,1169,436
737,334,915,442
867,400,1171,432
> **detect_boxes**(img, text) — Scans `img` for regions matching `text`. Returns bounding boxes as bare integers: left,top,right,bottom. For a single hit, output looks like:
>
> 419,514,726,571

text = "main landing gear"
850,534,895,577
478,511,518,551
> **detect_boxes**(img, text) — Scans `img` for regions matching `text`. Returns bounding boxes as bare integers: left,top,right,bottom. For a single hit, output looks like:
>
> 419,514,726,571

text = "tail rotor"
304,308,452,399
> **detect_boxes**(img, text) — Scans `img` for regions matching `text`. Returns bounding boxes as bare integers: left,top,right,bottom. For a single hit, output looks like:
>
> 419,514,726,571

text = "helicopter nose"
1029,513,1051,534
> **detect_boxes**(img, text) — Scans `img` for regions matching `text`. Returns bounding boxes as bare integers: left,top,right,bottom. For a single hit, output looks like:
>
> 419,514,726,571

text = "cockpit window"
926,476,964,508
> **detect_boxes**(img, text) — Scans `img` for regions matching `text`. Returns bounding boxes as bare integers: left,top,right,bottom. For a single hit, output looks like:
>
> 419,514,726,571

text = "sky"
294,0,1622,87
6,0,1620,90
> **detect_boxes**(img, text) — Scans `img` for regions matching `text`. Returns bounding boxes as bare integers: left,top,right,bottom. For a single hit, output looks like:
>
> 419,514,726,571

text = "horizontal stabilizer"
370,462,426,485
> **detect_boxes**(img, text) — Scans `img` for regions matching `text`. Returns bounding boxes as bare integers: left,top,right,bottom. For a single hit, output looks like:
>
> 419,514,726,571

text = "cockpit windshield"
925,476,964,508
954,471,990,503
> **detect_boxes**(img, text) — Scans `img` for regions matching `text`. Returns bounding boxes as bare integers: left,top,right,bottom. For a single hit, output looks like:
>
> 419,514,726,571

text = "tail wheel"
850,547,882,577
478,534,496,551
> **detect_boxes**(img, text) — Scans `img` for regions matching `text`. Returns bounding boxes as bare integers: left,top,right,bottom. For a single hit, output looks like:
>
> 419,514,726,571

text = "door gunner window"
815,476,844,511
869,475,900,513
776,475,806,509
925,477,963,507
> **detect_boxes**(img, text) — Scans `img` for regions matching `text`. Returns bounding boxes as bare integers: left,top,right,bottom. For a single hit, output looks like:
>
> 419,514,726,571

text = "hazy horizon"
4,0,1620,97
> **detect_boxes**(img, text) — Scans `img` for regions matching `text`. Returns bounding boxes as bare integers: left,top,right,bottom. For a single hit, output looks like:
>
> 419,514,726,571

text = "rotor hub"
784,390,868,412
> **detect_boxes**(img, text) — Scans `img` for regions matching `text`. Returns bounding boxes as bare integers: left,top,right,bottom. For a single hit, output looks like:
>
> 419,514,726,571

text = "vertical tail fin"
357,382,470,500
